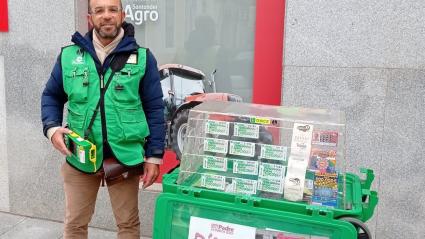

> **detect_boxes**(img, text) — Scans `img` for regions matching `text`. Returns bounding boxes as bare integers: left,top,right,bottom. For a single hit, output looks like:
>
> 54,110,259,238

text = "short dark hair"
88,0,123,13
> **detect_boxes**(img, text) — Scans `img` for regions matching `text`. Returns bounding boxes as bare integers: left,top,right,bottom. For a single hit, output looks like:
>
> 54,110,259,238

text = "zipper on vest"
100,75,104,89
100,72,117,160
99,73,108,145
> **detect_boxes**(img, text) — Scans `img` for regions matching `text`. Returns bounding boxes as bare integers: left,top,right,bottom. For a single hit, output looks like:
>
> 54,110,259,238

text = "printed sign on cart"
188,217,256,239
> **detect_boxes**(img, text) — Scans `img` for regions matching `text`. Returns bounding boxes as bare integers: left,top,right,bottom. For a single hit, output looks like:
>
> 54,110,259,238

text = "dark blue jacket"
41,23,165,158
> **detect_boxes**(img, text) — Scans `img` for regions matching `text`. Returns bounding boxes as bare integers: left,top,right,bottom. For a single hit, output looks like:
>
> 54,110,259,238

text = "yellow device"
65,131,97,171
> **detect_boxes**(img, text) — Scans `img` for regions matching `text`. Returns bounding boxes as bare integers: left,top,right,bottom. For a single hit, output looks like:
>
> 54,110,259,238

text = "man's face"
88,0,125,40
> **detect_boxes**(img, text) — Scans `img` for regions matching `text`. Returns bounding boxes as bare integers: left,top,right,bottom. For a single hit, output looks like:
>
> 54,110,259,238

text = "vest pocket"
118,108,149,142
67,107,86,134
112,66,141,104
66,67,90,103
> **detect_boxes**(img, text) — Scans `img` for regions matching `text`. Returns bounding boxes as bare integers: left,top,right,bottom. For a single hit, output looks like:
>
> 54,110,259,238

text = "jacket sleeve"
41,54,68,137
140,50,166,158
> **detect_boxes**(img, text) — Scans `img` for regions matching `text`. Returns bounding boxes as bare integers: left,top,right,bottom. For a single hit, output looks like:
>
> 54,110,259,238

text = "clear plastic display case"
177,101,347,209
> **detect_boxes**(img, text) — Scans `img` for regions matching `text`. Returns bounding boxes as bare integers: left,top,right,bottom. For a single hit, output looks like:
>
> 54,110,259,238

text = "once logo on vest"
72,56,85,65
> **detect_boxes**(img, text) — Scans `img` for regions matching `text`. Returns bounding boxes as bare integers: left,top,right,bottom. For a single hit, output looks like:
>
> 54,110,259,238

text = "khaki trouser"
61,162,140,239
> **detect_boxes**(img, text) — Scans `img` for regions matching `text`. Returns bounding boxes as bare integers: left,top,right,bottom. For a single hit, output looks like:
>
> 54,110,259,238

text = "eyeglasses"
89,6,122,16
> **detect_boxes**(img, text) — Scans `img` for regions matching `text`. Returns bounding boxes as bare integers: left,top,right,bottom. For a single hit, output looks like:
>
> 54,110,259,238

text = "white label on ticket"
233,160,258,175
203,138,228,154
205,120,230,136
229,140,255,157
201,174,226,190
257,178,284,194
259,163,286,179
260,144,287,161
233,123,259,139
233,178,257,195
203,156,227,172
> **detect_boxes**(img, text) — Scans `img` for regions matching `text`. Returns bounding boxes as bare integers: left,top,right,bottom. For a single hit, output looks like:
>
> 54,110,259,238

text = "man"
41,0,165,238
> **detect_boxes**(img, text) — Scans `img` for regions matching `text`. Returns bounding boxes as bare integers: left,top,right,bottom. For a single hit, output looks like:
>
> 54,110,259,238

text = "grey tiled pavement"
0,211,151,239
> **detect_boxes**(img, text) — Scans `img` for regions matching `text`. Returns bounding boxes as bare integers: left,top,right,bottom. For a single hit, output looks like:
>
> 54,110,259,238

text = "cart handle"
359,168,379,222
360,168,374,191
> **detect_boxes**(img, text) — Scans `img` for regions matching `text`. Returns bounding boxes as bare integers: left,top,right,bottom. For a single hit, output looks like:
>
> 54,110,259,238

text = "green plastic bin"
156,168,378,238
153,191,358,239
162,168,378,222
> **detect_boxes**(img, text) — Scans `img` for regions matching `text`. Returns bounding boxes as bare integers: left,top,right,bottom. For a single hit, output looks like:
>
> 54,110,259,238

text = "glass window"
77,0,256,102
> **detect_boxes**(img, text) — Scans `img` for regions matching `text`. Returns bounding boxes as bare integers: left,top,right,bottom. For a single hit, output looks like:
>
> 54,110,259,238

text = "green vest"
61,45,150,173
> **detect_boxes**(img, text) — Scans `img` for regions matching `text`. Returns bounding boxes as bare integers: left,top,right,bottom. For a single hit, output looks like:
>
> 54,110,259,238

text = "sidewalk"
0,211,151,239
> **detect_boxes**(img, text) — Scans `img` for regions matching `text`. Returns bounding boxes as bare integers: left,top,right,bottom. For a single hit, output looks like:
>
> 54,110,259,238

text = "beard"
94,22,122,39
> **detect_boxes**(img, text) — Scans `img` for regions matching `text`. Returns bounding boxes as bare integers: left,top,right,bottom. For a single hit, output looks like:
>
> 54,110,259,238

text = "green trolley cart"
153,168,377,239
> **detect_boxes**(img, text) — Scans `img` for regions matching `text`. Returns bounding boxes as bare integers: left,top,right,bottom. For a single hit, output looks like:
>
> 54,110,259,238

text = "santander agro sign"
124,0,159,25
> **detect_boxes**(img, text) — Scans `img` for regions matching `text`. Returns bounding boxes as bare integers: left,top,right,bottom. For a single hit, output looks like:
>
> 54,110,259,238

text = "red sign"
253,0,285,105
0,0,9,32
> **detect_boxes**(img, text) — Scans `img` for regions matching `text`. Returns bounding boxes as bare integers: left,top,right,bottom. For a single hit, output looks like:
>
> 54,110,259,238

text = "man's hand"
51,127,72,156
141,162,160,189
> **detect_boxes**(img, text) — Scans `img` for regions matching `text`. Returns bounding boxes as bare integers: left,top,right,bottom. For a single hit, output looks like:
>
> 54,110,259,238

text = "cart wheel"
339,217,372,239
171,109,189,160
